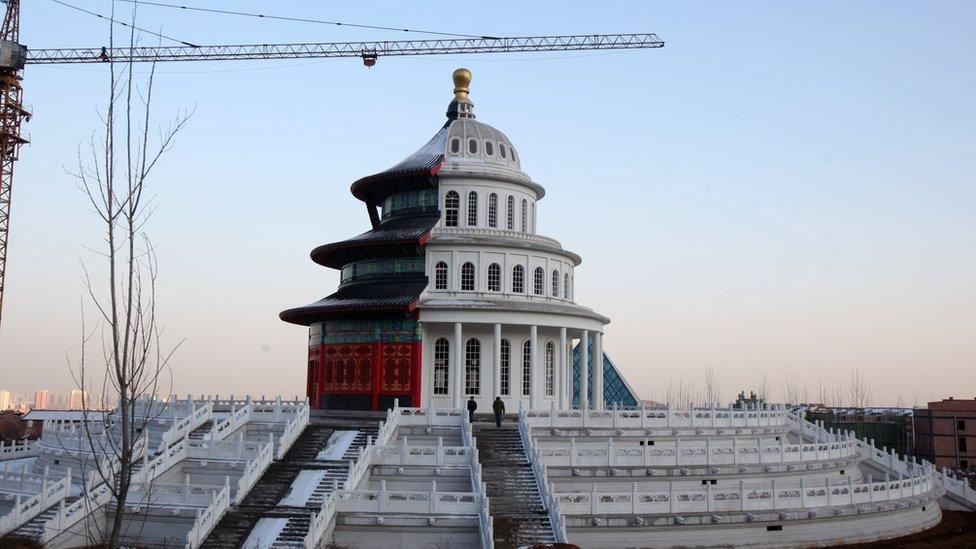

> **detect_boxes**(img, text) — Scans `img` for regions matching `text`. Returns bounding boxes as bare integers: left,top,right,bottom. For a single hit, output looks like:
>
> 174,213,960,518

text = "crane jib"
25,34,665,64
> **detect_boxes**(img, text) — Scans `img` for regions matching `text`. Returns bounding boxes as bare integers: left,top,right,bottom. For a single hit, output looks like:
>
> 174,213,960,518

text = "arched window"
465,338,481,395
461,262,475,291
450,138,460,154
521,341,532,397
563,273,569,299
531,202,535,232
499,143,507,158
499,339,511,396
520,199,528,232
468,139,478,154
487,263,501,292
506,196,515,230
467,191,478,226
435,261,448,290
487,193,498,228
512,265,525,294
444,191,459,227
434,338,450,395
533,267,545,296
485,141,494,156
545,341,555,397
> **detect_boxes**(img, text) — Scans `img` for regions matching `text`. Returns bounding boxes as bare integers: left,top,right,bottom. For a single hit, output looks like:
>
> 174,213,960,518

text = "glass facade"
340,257,425,284
381,188,438,219
571,338,639,408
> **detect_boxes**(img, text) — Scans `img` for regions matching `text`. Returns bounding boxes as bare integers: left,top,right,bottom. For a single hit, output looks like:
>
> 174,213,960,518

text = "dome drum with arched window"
282,68,638,412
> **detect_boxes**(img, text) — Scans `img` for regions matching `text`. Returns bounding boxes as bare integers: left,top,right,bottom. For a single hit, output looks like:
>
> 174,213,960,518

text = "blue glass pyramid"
572,338,639,408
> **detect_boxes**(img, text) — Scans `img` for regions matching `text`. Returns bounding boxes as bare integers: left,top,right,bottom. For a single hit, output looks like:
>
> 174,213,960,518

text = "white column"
580,330,589,409
453,322,463,408
559,327,568,409
493,323,502,400
594,331,604,410
529,325,538,410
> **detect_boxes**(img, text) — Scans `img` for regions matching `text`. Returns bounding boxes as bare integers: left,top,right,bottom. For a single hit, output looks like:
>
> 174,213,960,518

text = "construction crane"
0,0,664,331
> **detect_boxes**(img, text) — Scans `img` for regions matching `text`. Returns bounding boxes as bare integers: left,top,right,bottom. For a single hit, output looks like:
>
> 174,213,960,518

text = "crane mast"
0,0,29,329
0,0,664,333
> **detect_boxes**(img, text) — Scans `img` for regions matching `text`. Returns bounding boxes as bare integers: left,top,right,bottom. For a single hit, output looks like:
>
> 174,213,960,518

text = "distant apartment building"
33,389,49,409
69,389,87,410
805,406,914,457
914,397,976,470
0,390,10,411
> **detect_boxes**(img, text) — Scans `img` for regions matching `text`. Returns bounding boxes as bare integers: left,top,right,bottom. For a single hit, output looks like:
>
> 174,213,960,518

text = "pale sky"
1,1,974,406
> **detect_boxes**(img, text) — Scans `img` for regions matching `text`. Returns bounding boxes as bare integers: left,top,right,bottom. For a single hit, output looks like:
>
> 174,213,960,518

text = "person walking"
492,396,505,428
467,396,477,423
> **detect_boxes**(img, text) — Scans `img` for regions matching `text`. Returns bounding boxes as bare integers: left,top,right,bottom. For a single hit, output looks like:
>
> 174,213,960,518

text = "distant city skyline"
0,1,973,405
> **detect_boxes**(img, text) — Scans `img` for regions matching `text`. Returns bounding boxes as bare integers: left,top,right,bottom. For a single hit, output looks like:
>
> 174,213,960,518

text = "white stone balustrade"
336,484,483,515
556,473,934,516
41,480,112,544
370,440,474,467
0,440,36,461
275,399,310,460
128,479,227,507
0,468,72,535
519,410,567,543
185,481,231,549
206,401,252,442
235,436,274,505
188,436,266,461
536,437,858,468
524,404,789,430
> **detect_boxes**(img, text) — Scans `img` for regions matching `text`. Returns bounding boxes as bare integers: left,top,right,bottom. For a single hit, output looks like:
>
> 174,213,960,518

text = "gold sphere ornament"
453,68,472,102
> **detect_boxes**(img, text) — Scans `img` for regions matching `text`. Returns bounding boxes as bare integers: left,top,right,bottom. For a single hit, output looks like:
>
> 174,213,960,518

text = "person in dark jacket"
492,397,505,428
467,396,477,423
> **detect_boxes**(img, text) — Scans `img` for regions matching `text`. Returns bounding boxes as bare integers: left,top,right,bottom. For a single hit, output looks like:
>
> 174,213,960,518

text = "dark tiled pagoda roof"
350,123,449,203
279,279,428,326
310,214,439,269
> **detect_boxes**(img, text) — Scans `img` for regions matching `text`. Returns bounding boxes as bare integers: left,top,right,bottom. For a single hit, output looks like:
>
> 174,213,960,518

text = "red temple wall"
307,341,421,411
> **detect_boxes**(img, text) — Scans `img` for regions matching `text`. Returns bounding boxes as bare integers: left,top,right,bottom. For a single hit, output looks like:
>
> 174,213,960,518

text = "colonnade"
434,321,605,411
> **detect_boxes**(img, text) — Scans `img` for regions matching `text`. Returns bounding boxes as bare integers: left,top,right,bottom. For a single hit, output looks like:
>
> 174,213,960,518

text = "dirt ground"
837,510,976,548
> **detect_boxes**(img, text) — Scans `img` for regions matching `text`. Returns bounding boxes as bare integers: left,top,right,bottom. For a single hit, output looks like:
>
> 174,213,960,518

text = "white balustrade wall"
0,440,36,461
519,410,567,543
0,469,72,535
236,436,274,505
524,403,789,431
185,481,231,549
275,399,310,460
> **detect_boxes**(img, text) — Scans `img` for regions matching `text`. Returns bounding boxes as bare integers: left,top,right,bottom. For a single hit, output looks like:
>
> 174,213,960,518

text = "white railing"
206,402,252,442
236,436,274,505
133,436,188,483
524,403,789,430
786,410,976,510
0,440,37,461
0,469,73,536
275,399,310,460
185,480,231,549
429,226,564,251
41,479,113,543
519,410,566,543
556,473,935,516
187,437,266,461
159,402,214,451
336,485,483,515
370,441,474,467
535,437,859,468
305,492,338,549
0,465,68,495
398,406,464,427
128,480,226,507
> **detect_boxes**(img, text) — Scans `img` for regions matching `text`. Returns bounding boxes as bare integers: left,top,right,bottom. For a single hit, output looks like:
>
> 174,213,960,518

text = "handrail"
0,440,37,460
519,410,566,543
236,436,274,505
0,469,72,536
555,472,935,515
206,402,252,442
185,480,231,549
524,403,789,430
275,399,310,460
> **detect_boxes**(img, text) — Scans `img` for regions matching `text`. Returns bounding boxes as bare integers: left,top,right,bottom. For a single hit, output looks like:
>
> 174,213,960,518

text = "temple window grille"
435,261,448,290
545,341,555,397
445,191,459,227
500,339,511,396
551,270,559,297
522,341,532,396
467,192,478,226
533,267,545,296
488,193,498,228
465,338,481,395
564,273,570,299
461,262,476,291
520,199,528,232
512,265,525,294
506,196,515,230
487,263,501,292
434,338,449,395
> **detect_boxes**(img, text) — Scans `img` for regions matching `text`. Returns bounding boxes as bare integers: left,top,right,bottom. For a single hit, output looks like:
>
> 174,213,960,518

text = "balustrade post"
800,478,806,507
570,437,576,467
430,480,437,514
732,436,738,465
772,479,777,508
640,400,646,429
401,437,408,464
643,438,649,467
607,438,614,467
779,436,785,463
675,438,681,467
757,436,763,465
848,476,855,505
378,480,386,513
705,438,711,466
739,480,745,511
669,481,675,513
592,482,598,515
706,482,712,512
728,403,734,428
631,482,638,514
437,437,443,466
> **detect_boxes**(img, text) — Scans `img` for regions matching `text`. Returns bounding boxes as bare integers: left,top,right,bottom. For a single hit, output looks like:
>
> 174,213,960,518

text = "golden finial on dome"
453,68,472,102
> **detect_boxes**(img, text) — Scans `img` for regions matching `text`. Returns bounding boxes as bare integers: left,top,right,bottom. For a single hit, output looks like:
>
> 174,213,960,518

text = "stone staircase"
474,423,556,549
202,417,378,548
188,421,213,442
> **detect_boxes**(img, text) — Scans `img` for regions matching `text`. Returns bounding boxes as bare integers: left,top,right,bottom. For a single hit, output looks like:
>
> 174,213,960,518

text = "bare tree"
68,2,191,546
849,368,874,409
783,376,800,406
704,365,721,407
817,379,830,406
756,372,771,404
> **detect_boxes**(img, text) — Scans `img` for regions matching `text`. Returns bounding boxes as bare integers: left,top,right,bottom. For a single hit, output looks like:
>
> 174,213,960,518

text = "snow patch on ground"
316,430,359,461
243,517,288,548
279,469,326,507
